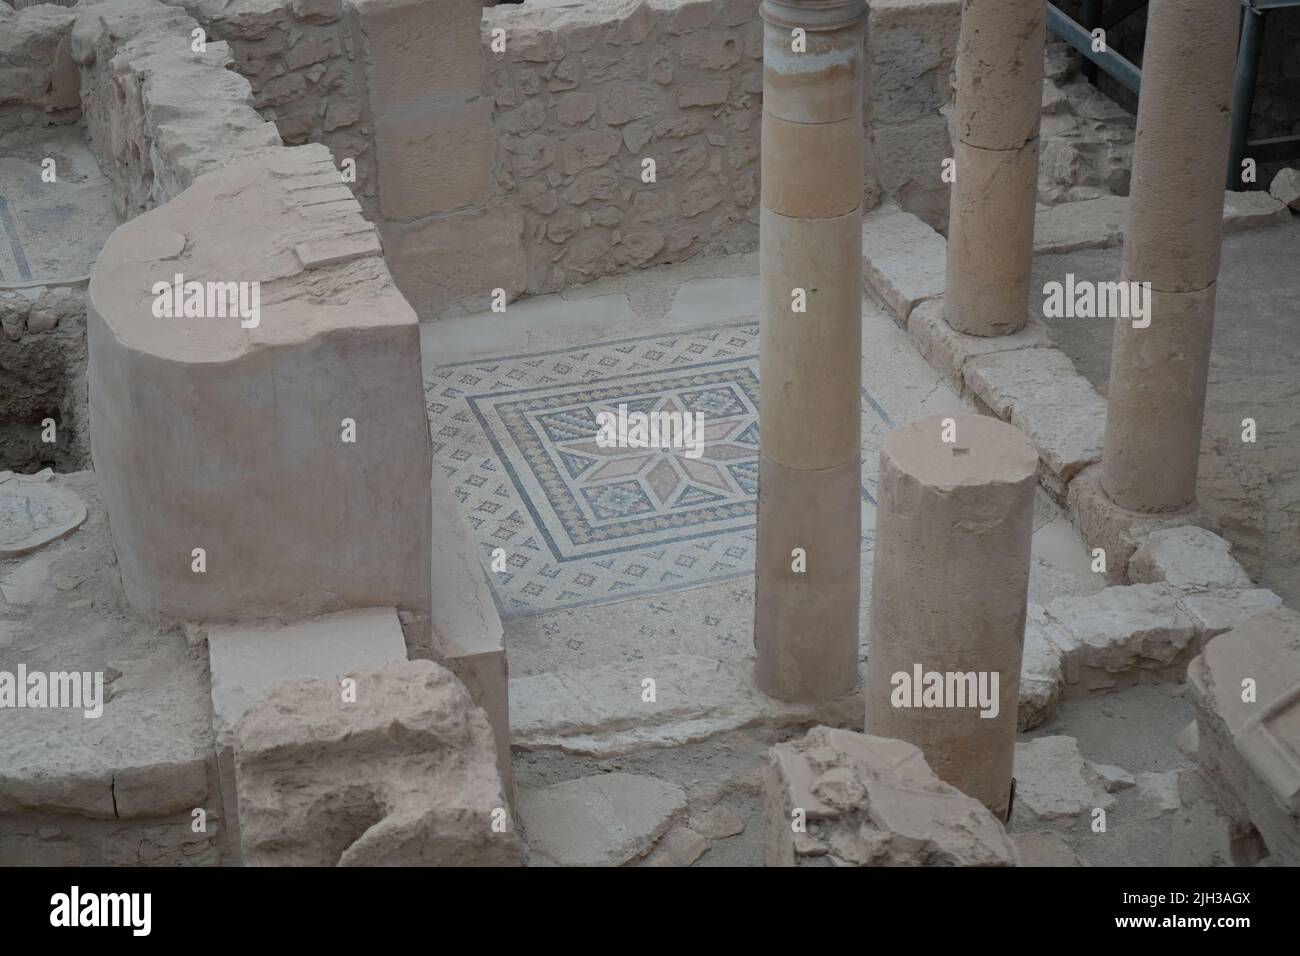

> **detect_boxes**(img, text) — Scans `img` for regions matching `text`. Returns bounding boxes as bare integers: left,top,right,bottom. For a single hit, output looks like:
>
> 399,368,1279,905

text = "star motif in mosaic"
425,322,892,617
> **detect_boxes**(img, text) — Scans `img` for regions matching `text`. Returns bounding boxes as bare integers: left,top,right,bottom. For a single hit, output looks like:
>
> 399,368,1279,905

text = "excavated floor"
421,254,1210,866
1033,219,1300,607
0,124,118,287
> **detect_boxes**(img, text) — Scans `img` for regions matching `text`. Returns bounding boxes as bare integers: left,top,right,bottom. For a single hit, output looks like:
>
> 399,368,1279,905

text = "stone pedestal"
1100,0,1240,514
753,0,866,703
944,0,1045,336
865,414,1037,818
87,145,433,626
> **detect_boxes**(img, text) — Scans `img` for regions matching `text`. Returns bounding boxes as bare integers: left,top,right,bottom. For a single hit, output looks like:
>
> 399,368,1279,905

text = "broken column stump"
865,414,1037,819
763,726,1019,866
234,659,521,866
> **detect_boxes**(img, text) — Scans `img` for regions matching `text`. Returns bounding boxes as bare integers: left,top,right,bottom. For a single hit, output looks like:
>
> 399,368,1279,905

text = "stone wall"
0,286,89,472
72,0,283,219
864,0,961,232
481,0,764,298
115,0,963,314
162,0,378,216
0,3,80,131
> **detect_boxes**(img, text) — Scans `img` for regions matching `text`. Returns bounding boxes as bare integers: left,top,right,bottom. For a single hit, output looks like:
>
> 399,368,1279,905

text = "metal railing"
1046,0,1300,188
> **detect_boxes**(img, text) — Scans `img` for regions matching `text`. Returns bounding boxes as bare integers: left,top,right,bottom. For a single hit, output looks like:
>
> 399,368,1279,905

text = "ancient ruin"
1,0,1298,876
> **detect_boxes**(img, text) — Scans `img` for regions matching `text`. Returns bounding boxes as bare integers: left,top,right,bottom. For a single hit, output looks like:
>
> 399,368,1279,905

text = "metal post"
1228,2,1266,190
1081,0,1104,83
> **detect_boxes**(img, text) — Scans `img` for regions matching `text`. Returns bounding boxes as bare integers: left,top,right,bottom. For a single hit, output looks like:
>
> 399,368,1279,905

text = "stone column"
753,0,866,703
1100,0,1240,514
864,415,1037,819
944,0,1046,337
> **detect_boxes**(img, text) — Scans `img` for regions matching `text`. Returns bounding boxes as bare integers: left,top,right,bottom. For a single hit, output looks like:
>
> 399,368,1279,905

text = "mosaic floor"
425,321,896,618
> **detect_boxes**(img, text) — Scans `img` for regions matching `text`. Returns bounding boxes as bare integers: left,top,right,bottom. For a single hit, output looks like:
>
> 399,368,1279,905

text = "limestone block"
1188,607,1300,863
1122,0,1238,293
1066,465,1198,585
1177,588,1282,640
962,347,1105,486
864,0,962,127
1033,196,1127,254
87,145,432,624
1011,735,1113,828
207,607,410,863
1221,190,1292,234
907,298,1052,391
0,4,79,111
381,205,527,316
1269,168,1300,211
764,727,1019,866
207,608,410,749
1128,526,1251,591
349,0,485,109
375,98,495,220
235,659,521,866
860,206,947,324
519,773,686,866
1043,584,1200,692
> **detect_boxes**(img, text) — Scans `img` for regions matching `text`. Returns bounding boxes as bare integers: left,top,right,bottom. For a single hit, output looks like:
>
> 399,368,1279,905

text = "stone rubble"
234,659,520,866
764,727,1020,867
1269,167,1300,211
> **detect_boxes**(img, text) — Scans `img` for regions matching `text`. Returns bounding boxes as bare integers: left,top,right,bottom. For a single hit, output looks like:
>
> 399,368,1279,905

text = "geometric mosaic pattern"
426,321,893,618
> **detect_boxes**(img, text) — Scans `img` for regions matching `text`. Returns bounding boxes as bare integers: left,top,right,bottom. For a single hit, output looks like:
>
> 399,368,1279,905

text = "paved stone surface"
518,772,686,866
860,205,947,323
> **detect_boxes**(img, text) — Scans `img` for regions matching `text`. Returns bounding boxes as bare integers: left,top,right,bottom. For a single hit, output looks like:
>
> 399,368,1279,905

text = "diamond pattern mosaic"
425,322,894,617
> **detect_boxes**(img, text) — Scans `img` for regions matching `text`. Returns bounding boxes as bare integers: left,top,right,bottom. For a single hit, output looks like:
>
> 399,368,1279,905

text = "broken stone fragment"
1269,167,1300,210
1043,584,1199,693
234,659,519,866
1011,735,1113,828
518,772,686,867
1128,526,1251,590
764,727,1019,867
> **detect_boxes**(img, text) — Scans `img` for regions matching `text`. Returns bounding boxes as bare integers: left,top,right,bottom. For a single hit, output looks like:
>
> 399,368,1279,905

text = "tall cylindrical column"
753,0,865,703
1100,0,1240,513
865,415,1037,819
944,0,1046,337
